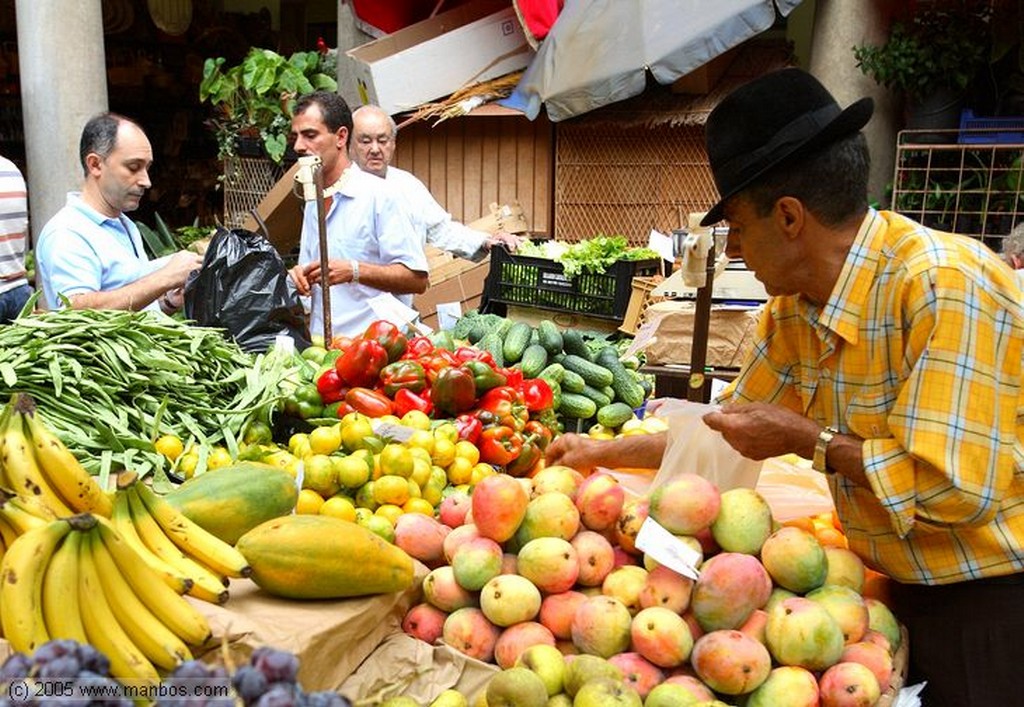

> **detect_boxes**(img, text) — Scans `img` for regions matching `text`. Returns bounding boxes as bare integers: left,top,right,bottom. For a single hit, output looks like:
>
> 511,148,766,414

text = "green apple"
515,644,566,696
485,667,548,707
571,677,641,707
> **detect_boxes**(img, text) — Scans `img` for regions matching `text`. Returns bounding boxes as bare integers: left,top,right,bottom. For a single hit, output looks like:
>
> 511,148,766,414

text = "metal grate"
555,123,719,246
221,156,288,229
891,130,1024,253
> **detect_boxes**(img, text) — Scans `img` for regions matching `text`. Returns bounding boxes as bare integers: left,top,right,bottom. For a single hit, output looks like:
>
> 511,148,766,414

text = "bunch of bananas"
0,490,56,563
0,513,214,684
0,394,112,518
111,474,252,604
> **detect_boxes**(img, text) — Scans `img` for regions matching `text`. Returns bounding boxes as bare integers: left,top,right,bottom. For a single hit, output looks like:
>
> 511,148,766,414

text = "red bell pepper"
401,336,434,360
453,346,495,366
344,387,393,418
504,433,543,477
328,334,354,351
363,320,408,362
521,378,555,412
478,386,529,431
315,368,348,405
379,360,427,398
432,366,478,416
323,400,355,419
524,420,553,451
502,366,524,391
478,426,524,466
461,360,507,396
419,349,460,385
335,338,389,388
393,388,433,417
454,413,483,445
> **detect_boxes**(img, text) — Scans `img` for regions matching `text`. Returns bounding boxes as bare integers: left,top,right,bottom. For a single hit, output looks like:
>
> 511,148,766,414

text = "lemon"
354,481,378,510
429,465,448,488
374,474,411,506
446,456,474,486
375,503,404,527
296,488,325,515
378,414,402,427
406,478,422,499
359,513,396,543
288,432,310,457
409,457,432,488
176,450,199,479
470,462,497,485
207,446,233,470
408,446,433,468
379,443,414,478
588,423,611,438
319,495,357,522
641,416,669,434
308,424,343,455
453,440,480,466
303,454,340,497
400,409,432,430
433,423,458,444
340,414,374,452
421,480,444,507
263,449,297,470
155,434,184,462
243,420,273,445
353,507,374,524
403,497,435,516
431,438,456,468
406,429,435,455
333,455,371,489
620,418,644,433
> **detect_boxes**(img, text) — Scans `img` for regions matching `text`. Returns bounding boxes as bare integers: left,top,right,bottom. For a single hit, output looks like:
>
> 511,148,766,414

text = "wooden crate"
619,275,669,335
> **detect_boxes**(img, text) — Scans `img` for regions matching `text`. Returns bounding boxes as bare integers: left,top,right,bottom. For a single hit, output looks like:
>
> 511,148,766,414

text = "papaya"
236,515,415,599
164,462,298,544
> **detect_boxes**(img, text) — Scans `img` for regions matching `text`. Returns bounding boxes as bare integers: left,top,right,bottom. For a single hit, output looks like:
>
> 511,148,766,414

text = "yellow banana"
0,498,51,535
0,413,73,517
0,518,71,653
126,486,228,604
41,530,88,644
95,516,212,647
6,491,58,521
78,530,160,685
88,525,192,670
135,481,251,579
24,410,113,517
110,491,192,595
0,514,19,547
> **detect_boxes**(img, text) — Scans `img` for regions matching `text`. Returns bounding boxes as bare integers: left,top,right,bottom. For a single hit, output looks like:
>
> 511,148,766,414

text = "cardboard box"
671,46,740,95
415,247,490,329
344,0,532,115
634,301,762,368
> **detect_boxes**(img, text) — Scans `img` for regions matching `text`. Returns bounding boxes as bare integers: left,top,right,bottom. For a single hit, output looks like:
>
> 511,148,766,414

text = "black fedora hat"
700,68,874,227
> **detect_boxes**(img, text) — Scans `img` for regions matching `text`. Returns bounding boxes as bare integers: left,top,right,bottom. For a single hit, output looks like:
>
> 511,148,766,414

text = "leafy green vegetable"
517,236,659,279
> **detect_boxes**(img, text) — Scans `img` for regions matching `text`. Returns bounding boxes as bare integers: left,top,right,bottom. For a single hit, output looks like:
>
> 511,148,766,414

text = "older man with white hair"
350,105,523,261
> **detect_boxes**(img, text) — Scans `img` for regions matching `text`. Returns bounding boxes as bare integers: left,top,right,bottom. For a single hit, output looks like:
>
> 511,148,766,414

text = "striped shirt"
726,209,1024,584
0,156,27,295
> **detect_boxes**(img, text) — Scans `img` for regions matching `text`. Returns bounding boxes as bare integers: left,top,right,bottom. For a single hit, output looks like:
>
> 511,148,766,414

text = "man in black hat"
546,67,1024,705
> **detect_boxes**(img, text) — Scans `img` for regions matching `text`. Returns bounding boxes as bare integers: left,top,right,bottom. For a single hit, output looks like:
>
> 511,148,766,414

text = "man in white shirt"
0,155,29,323
350,105,524,261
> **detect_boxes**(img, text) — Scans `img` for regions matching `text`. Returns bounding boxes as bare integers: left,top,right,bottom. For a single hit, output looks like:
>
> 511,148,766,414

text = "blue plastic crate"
958,109,1024,144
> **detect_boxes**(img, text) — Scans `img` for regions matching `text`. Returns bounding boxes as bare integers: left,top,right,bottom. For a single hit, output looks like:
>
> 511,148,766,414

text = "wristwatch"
813,426,839,474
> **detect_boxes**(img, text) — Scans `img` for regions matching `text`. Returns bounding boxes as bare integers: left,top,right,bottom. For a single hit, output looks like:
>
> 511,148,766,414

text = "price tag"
367,293,431,335
436,302,462,331
647,229,675,263
635,517,701,580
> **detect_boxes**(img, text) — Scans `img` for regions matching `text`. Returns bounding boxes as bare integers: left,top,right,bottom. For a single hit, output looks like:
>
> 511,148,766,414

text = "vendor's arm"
303,259,428,295
544,431,668,475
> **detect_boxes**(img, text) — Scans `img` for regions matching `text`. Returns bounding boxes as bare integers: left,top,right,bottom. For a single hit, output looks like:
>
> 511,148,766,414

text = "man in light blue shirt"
36,112,201,313
289,92,428,339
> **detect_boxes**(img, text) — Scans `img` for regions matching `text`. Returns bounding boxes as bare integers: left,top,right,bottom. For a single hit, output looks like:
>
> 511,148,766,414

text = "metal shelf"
890,129,1024,253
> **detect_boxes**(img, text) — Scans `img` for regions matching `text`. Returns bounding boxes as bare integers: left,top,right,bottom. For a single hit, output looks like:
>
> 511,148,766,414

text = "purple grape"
303,692,349,707
232,666,269,704
169,660,213,679
37,655,81,678
74,645,110,675
252,684,300,707
251,649,298,684
0,653,31,679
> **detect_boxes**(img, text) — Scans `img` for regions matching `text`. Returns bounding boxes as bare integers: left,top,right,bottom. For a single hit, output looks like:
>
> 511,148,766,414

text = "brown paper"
638,302,762,367
193,563,428,692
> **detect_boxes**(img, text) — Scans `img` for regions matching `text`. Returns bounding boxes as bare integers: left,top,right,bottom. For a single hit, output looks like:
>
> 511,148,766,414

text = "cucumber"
560,369,586,393
536,320,564,356
477,331,505,367
495,318,516,339
561,328,592,361
538,362,565,385
558,392,597,420
639,376,654,398
595,346,647,409
561,354,614,389
597,402,635,429
520,344,549,379
467,319,491,344
502,322,533,364
549,380,562,411
580,384,612,409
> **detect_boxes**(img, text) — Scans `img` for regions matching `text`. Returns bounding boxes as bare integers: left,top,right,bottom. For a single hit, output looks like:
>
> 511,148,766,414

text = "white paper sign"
710,376,730,401
367,293,431,335
647,229,675,263
635,517,702,580
436,302,463,331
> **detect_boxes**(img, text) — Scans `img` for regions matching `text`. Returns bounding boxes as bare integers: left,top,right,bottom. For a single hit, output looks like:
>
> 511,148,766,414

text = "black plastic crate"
483,248,663,320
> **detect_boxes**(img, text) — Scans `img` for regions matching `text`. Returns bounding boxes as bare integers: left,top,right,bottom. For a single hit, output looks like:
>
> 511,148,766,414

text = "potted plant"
199,47,338,163
853,3,991,130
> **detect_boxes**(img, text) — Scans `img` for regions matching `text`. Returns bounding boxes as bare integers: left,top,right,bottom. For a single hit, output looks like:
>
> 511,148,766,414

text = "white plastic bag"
650,400,763,491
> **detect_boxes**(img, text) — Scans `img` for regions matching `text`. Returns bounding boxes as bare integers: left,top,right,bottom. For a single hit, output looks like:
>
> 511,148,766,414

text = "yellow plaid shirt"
727,209,1024,584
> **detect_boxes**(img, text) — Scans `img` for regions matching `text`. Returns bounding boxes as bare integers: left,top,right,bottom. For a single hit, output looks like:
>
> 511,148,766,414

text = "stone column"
809,0,901,208
336,0,372,109
15,0,108,246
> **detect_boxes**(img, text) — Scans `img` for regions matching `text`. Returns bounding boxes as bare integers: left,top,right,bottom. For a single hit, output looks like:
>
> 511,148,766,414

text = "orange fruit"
453,440,480,466
319,495,357,522
402,497,435,516
446,456,474,486
373,474,411,506
374,503,404,527
295,488,325,515
154,434,184,462
379,443,415,478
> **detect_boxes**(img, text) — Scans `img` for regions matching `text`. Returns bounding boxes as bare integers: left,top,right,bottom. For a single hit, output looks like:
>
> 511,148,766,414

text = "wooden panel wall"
392,113,554,236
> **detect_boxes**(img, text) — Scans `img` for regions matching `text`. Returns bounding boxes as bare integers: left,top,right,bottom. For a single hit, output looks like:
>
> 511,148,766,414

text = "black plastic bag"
184,227,310,353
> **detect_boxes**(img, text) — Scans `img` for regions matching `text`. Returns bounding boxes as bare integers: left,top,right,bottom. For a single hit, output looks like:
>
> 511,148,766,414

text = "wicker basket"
877,624,911,707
